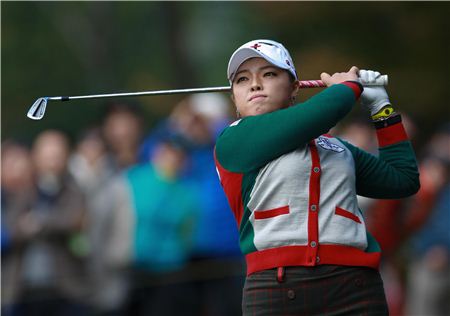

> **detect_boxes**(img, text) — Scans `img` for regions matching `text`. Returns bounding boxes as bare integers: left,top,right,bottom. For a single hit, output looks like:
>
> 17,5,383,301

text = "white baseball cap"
227,39,298,83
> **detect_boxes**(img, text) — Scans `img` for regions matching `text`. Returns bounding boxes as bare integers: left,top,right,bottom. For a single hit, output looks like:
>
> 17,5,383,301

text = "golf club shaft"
49,86,233,101
46,76,387,102
27,76,388,120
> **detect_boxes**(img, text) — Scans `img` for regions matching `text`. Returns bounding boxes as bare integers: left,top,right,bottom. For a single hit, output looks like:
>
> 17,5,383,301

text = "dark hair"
103,101,144,121
159,133,192,153
287,70,297,83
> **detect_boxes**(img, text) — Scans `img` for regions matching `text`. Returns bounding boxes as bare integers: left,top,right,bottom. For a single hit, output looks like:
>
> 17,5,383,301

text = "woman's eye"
264,72,277,77
236,76,247,83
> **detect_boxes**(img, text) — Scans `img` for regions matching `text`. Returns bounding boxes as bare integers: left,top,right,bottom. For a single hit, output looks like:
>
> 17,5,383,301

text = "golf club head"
27,97,48,120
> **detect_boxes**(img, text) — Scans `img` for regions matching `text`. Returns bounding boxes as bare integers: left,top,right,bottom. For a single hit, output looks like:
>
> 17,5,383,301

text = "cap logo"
250,43,261,50
286,60,290,66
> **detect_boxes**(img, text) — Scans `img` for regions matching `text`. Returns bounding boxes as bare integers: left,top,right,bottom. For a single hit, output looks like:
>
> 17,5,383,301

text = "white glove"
359,69,391,116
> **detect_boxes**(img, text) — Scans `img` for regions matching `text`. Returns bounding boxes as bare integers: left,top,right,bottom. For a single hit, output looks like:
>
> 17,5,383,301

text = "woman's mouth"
249,94,267,102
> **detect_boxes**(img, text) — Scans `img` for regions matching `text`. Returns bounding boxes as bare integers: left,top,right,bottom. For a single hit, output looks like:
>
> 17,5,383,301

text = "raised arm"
216,81,362,172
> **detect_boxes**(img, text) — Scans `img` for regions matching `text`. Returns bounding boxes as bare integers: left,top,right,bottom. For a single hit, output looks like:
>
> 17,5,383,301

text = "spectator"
69,127,131,315
139,94,244,315
3,130,89,316
69,127,116,197
66,103,145,315
126,135,200,316
102,102,144,169
404,124,450,316
1,141,34,316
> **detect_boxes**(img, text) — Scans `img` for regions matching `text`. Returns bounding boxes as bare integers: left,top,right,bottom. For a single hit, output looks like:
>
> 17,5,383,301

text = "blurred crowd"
2,94,244,316
2,96,449,316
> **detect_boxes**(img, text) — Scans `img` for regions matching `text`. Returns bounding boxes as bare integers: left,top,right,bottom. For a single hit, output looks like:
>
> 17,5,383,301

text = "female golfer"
214,39,420,315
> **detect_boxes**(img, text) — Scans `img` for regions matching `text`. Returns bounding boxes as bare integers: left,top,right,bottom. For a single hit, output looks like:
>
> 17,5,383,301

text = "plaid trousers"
242,265,388,316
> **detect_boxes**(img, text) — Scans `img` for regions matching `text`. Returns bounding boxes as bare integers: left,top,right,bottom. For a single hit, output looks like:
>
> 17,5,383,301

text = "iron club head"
27,97,48,120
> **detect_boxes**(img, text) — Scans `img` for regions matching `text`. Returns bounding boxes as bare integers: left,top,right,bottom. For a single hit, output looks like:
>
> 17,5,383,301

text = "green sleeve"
216,83,359,172
339,138,420,198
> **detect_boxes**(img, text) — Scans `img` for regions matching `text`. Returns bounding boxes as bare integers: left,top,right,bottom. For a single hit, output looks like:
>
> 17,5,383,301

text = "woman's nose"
250,77,262,91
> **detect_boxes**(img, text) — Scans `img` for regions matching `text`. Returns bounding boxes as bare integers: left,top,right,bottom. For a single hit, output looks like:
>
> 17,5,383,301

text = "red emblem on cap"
250,43,261,49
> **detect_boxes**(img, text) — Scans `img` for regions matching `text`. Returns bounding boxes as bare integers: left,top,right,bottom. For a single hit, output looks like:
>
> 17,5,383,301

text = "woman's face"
231,57,299,117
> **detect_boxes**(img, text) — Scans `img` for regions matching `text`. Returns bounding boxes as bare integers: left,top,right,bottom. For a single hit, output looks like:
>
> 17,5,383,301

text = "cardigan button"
310,241,317,247
313,167,320,173
287,289,296,300
310,204,317,211
355,278,364,287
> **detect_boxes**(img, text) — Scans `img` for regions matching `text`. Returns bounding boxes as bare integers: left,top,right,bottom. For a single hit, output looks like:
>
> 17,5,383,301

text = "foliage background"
2,1,449,149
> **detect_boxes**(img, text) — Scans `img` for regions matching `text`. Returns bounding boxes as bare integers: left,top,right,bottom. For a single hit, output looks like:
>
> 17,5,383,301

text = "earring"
236,109,241,118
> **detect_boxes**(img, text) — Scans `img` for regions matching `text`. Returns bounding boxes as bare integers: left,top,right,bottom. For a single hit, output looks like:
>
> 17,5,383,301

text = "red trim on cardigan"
342,81,363,99
307,141,321,264
335,206,362,224
254,205,290,220
245,244,381,275
213,148,244,227
376,122,408,147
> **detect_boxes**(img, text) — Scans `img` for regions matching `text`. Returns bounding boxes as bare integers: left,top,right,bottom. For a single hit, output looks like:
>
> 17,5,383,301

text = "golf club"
27,75,388,120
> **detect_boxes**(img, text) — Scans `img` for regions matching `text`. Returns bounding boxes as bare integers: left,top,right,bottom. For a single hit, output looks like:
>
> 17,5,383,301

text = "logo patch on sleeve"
316,136,345,153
